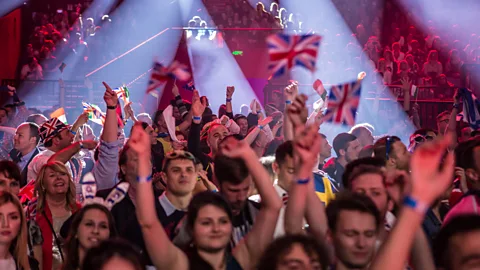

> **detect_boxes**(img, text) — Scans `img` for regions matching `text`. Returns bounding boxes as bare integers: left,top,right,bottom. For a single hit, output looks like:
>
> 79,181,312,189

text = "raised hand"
287,94,308,127
219,136,252,159
191,90,206,117
284,82,298,101
258,116,273,127
102,82,118,107
293,122,321,167
385,170,411,206
75,111,89,126
400,77,412,91
129,123,151,155
124,102,135,120
226,86,235,99
410,133,455,205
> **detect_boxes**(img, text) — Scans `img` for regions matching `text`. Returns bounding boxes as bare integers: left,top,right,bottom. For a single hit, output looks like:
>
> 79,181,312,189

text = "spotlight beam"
85,28,170,77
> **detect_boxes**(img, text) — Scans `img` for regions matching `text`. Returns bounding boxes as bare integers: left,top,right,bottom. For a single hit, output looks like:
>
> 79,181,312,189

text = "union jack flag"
324,80,362,126
146,61,191,98
266,34,321,78
39,117,67,141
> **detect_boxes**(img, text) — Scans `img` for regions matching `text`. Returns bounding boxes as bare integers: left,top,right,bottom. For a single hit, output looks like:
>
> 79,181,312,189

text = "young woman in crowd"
28,162,81,270
62,204,117,270
129,123,281,270
81,239,144,270
0,192,38,270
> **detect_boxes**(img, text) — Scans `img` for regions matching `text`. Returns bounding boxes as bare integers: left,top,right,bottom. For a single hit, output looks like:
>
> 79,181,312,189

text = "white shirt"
27,149,73,183
0,256,16,270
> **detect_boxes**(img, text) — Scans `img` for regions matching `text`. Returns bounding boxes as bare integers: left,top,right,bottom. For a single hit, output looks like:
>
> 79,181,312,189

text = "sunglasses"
385,136,393,161
413,135,434,143
165,150,196,161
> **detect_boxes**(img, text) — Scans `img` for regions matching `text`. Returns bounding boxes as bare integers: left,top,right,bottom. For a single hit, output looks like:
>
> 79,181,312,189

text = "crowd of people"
2,1,480,270
0,70,478,270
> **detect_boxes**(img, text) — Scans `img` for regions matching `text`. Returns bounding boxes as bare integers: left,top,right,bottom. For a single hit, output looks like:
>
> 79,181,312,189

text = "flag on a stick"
266,33,321,77
82,102,106,125
50,107,67,124
324,80,362,126
146,61,191,97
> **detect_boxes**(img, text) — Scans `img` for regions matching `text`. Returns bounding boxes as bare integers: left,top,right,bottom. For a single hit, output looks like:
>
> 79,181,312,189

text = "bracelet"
136,175,152,183
258,125,264,130
403,195,428,215
256,111,262,114
226,98,232,102
453,103,459,109
285,100,292,105
107,105,117,110
193,116,202,121
296,178,310,184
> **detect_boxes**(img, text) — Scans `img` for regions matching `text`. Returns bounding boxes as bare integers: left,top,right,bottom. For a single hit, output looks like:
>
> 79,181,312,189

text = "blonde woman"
27,162,81,270
0,192,37,269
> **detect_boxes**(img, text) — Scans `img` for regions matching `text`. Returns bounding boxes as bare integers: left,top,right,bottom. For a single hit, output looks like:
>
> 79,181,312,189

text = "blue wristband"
136,175,152,183
285,100,292,105
226,98,232,102
258,125,264,130
403,195,427,214
296,178,310,184
193,116,202,121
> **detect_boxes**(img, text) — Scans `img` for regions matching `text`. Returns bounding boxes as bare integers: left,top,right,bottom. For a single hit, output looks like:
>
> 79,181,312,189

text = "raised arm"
102,82,121,143
370,134,454,270
187,90,207,161
226,86,235,119
48,140,98,164
283,83,299,141
71,112,89,135
129,123,188,270
219,137,282,269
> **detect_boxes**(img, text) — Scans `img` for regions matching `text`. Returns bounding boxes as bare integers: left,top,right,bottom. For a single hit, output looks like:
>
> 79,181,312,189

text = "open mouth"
54,181,66,188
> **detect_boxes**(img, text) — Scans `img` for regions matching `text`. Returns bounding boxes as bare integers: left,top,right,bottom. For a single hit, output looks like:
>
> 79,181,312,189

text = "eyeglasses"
385,136,393,160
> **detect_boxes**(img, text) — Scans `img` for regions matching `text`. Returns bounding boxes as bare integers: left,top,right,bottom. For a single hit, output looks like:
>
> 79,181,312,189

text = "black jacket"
9,147,40,187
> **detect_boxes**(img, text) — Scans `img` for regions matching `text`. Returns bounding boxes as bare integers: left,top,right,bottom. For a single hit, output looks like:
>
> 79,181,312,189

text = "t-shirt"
230,200,260,248
0,257,16,270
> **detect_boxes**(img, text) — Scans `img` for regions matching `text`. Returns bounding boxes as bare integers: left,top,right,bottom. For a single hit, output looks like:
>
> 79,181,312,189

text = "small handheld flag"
183,81,195,91
82,102,106,125
266,33,321,78
146,61,191,98
50,107,67,124
313,79,327,101
324,80,362,126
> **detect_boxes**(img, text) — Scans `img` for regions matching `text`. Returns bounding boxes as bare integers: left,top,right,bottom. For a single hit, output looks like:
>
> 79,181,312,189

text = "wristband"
285,100,292,105
70,130,77,136
193,116,202,121
136,175,152,183
403,195,428,215
256,111,262,114
258,125,264,130
296,178,310,184
226,98,232,102
107,105,117,110
453,103,459,109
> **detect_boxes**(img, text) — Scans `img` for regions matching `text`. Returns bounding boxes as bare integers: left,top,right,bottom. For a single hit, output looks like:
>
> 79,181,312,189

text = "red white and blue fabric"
460,87,480,129
266,34,321,78
147,61,191,97
324,80,362,126
39,117,69,142
183,81,195,91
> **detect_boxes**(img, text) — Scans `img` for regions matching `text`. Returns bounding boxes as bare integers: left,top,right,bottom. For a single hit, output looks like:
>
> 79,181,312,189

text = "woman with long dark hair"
62,204,117,270
129,123,281,270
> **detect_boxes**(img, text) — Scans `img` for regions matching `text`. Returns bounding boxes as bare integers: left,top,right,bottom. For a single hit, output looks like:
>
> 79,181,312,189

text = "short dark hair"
434,215,480,269
0,108,8,117
118,144,131,181
343,164,385,190
275,141,293,166
342,157,385,189
25,122,40,144
326,191,382,232
26,113,44,123
373,136,401,161
333,133,357,157
257,234,330,270
81,238,145,270
0,161,21,184
214,154,249,185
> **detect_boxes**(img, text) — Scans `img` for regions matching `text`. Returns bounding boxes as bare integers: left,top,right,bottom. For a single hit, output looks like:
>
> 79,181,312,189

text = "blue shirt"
17,148,37,171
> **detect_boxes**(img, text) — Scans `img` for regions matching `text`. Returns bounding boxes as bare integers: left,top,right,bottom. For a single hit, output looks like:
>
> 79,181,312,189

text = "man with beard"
214,135,281,247
373,136,410,172
324,133,362,190
326,192,381,270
